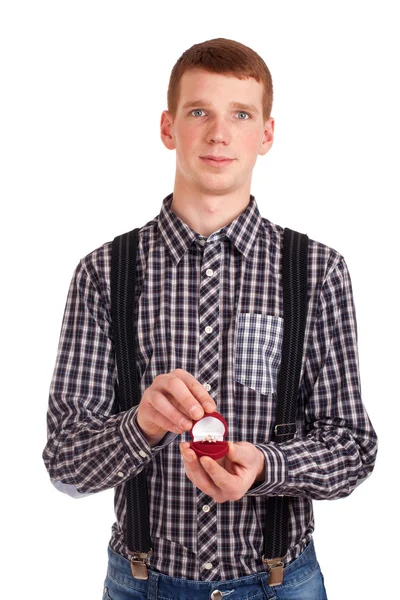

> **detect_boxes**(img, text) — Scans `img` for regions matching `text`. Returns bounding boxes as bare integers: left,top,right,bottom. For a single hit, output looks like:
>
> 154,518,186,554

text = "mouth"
200,156,236,167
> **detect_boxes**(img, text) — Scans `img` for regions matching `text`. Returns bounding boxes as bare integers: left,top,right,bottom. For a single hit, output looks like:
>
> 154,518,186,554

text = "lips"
200,156,235,167
201,156,234,161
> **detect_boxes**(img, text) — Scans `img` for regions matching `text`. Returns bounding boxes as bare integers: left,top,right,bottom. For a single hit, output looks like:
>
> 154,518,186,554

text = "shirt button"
202,505,210,512
203,383,211,391
204,562,213,570
205,326,213,333
206,269,214,276
139,450,147,458
117,471,124,478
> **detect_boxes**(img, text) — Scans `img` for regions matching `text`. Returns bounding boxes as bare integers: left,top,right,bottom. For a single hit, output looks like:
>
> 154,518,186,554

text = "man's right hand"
136,369,217,446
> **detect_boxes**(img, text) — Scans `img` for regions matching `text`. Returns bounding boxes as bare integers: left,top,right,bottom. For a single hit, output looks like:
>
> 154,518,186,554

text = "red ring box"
190,411,229,460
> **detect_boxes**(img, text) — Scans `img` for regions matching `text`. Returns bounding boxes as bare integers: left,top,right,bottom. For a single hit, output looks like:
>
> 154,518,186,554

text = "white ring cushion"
192,416,225,442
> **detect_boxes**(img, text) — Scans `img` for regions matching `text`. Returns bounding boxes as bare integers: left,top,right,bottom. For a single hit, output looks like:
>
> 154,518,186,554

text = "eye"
237,111,250,120
191,109,206,117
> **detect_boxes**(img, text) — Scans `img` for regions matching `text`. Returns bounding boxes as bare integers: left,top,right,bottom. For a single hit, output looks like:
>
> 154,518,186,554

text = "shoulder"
260,216,345,284
78,215,160,292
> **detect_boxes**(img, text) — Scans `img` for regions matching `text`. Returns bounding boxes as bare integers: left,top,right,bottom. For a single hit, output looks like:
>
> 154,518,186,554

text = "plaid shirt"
42,193,377,581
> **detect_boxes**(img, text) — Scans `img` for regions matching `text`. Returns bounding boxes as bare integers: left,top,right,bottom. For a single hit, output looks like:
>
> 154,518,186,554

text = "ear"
160,110,176,151
258,116,274,157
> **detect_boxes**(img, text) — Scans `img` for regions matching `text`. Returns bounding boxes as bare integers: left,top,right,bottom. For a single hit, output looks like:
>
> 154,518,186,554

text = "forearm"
246,420,377,498
43,403,176,495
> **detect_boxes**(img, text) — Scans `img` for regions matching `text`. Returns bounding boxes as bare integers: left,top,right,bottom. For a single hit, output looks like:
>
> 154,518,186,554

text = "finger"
227,441,257,466
181,449,224,494
146,390,193,434
180,447,197,463
165,369,217,417
182,459,195,484
182,455,220,498
199,456,232,490
226,441,245,464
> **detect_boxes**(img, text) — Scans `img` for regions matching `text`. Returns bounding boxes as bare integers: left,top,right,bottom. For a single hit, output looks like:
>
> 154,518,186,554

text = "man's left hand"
179,440,265,503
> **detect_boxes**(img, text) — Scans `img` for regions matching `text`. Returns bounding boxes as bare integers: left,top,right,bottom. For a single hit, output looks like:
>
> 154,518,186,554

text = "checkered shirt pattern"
42,193,377,581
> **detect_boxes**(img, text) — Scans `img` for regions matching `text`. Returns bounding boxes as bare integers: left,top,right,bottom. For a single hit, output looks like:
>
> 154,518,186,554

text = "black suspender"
262,227,309,585
111,228,152,578
111,226,309,585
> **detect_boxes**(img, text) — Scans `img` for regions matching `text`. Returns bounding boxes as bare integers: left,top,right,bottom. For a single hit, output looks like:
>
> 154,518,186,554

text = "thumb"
227,441,247,464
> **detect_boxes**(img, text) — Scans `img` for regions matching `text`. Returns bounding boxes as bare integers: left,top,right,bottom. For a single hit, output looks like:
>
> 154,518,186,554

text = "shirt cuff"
119,406,177,464
245,442,287,496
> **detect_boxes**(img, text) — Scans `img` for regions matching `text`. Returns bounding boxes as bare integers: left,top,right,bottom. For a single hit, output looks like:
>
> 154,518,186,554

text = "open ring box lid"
190,411,229,460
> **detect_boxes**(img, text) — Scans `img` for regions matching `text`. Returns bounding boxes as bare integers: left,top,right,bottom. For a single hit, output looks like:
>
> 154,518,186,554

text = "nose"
206,115,232,145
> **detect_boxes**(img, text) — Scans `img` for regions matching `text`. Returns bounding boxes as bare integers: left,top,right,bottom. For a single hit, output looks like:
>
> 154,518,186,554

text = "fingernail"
204,402,215,412
183,452,193,462
190,406,203,419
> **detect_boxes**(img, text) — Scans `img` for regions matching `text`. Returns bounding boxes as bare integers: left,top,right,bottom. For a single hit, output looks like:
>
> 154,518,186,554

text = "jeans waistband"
106,539,318,599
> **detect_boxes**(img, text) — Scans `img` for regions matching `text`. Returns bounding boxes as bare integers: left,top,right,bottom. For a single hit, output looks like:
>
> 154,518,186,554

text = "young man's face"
160,68,274,198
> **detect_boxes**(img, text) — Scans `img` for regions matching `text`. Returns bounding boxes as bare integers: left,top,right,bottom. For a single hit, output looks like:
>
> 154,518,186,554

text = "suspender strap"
262,227,309,586
111,228,152,574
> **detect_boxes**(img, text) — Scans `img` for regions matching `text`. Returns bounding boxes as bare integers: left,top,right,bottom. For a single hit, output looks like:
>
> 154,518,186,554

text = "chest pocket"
234,313,284,396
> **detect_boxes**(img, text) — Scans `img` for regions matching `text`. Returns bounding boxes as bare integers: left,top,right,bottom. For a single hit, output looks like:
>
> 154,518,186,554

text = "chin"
196,175,236,193
198,184,235,196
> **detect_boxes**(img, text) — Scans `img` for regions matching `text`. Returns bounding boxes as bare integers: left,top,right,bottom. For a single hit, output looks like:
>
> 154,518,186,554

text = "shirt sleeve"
246,256,378,498
42,257,177,498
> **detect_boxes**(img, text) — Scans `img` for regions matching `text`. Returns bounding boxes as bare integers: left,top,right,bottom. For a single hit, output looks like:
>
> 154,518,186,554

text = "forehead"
177,68,264,110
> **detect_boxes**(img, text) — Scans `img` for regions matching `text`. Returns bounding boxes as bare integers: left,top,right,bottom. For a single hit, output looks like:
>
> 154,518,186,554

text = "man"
43,38,378,599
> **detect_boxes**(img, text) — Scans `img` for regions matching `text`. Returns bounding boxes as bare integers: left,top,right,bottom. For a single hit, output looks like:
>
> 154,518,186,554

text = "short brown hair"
167,38,273,122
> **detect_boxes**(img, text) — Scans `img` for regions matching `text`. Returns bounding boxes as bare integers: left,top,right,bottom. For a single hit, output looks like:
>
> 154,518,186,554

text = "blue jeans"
102,538,328,599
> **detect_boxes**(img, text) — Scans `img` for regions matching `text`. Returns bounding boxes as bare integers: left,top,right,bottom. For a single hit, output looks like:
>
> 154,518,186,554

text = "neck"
170,187,251,237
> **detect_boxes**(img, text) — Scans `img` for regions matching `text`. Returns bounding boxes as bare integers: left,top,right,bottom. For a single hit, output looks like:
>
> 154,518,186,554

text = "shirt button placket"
197,240,221,578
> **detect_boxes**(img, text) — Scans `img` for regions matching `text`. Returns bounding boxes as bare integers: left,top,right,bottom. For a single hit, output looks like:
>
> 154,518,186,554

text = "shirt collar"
157,192,264,266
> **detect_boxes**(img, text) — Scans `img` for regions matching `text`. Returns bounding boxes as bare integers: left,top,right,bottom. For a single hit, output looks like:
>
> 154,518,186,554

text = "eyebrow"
182,100,260,114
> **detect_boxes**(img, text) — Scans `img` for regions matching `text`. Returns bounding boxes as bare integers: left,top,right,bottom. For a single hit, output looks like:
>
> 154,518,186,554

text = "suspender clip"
130,549,152,580
262,554,286,586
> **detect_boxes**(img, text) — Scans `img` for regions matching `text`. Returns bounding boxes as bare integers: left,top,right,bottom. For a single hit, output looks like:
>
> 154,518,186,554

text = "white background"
1,1,398,598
